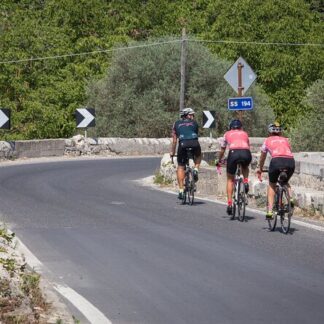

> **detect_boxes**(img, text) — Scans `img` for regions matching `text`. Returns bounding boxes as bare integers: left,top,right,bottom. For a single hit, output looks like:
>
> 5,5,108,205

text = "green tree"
289,79,324,151
87,40,274,138
188,0,324,127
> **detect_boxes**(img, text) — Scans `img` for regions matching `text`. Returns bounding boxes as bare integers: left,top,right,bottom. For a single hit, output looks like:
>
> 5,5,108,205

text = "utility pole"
179,28,187,112
237,62,244,122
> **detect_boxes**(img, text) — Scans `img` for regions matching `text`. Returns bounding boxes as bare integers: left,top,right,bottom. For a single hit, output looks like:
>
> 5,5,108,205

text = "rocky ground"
0,225,75,324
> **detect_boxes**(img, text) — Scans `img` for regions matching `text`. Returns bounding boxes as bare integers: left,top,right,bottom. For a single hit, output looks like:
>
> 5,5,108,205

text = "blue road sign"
228,97,253,111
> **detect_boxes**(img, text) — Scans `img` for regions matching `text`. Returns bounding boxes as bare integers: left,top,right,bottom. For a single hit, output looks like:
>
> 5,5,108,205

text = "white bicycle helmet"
180,107,195,117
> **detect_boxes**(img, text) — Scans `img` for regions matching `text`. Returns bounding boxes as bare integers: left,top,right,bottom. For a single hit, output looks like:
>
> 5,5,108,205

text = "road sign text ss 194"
228,97,253,111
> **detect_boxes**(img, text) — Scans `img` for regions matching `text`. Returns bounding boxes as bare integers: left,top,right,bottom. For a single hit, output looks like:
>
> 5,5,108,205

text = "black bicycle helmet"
229,119,242,130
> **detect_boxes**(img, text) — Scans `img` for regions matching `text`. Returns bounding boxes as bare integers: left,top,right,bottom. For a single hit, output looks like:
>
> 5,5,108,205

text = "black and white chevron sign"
202,110,215,128
76,108,95,128
0,108,11,129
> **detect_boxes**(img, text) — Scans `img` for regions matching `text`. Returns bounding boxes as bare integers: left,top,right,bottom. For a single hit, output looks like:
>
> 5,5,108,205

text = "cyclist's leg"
192,140,201,181
240,150,252,193
227,173,235,204
267,158,280,218
177,166,185,190
176,144,187,199
267,182,276,214
193,142,202,166
283,158,296,207
226,150,237,214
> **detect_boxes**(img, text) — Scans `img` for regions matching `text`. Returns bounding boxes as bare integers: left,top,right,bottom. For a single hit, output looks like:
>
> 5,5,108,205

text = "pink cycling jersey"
261,136,293,158
221,130,250,150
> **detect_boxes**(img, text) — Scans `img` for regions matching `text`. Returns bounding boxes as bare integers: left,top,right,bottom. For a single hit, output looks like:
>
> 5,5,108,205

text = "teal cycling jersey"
172,119,199,141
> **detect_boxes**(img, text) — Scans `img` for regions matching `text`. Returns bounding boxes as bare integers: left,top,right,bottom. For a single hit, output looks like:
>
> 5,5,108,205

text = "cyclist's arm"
170,122,178,156
217,147,226,161
258,151,267,172
170,127,177,156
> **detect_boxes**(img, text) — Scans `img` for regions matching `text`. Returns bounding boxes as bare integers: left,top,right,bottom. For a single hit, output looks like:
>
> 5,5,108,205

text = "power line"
192,39,324,47
0,38,323,65
0,39,181,65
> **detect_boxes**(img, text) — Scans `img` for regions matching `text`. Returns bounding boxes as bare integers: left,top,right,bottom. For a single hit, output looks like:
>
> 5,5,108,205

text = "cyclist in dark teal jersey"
170,108,202,200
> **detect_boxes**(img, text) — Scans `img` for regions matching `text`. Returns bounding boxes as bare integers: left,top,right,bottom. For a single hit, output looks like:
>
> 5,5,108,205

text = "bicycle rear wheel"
267,188,279,232
231,182,237,220
280,186,291,234
237,180,246,222
187,170,195,205
182,176,189,205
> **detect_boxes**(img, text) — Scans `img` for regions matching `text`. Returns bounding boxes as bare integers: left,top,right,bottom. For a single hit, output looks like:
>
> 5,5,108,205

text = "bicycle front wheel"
267,212,277,231
280,186,291,234
237,180,246,222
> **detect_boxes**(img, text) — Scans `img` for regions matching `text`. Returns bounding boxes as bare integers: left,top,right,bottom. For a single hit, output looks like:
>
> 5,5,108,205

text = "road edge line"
13,233,112,324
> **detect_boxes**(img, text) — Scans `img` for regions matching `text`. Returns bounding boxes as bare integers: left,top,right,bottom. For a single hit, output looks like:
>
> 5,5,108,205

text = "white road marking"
291,219,324,232
13,233,112,324
54,285,112,324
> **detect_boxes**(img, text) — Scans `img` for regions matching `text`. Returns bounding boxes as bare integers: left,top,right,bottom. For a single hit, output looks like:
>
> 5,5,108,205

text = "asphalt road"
0,157,323,324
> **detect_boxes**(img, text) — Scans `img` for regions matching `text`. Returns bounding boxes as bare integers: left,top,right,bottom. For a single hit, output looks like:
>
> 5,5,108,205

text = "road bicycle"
216,160,247,221
171,149,196,205
260,169,293,234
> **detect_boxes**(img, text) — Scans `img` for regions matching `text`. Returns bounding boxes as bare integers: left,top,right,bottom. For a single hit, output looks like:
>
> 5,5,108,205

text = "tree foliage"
87,40,274,138
184,0,324,127
0,0,322,140
289,79,324,151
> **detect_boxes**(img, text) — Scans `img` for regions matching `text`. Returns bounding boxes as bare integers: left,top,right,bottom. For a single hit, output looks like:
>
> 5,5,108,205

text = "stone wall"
159,151,324,215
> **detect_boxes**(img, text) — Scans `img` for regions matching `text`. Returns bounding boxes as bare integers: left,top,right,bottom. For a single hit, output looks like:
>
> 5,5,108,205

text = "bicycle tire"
188,170,195,205
268,191,278,231
231,181,237,220
188,182,195,205
182,173,189,205
237,179,246,222
280,186,291,234
267,212,277,231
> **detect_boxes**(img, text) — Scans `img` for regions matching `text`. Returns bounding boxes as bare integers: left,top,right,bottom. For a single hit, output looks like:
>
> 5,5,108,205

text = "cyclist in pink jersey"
216,119,252,215
257,122,295,219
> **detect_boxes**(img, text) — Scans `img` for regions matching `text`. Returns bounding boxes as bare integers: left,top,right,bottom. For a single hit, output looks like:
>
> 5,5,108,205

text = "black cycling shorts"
268,157,295,184
177,139,201,167
227,149,252,175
